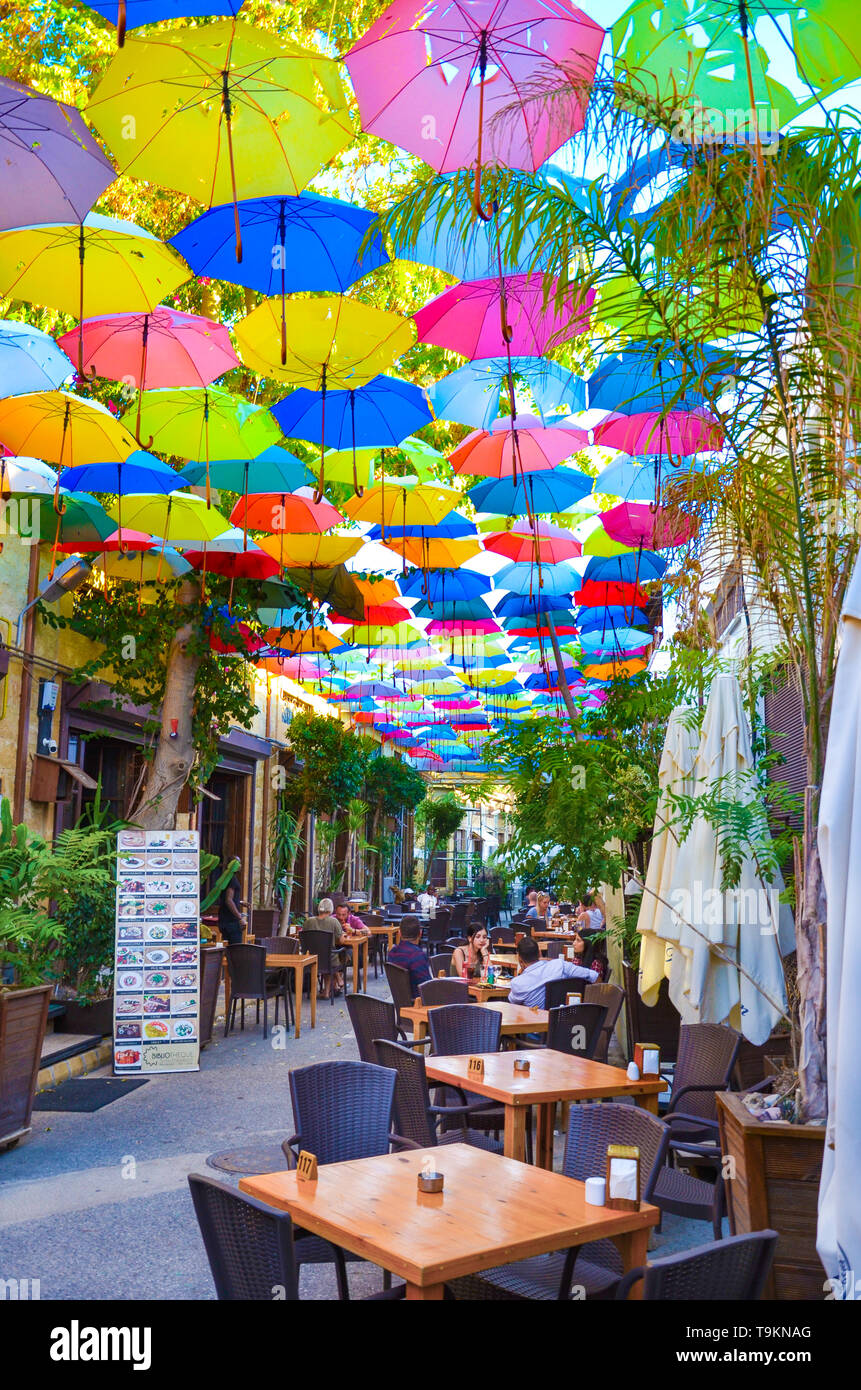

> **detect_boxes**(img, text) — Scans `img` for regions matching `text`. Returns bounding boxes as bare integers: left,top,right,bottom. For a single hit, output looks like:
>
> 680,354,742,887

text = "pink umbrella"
592,410,723,455
451,414,588,477
415,276,594,358
344,0,604,213
426,618,501,634
600,501,698,549
433,697,483,708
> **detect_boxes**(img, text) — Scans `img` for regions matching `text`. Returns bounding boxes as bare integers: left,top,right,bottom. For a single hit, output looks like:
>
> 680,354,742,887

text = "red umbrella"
451,414,588,477
600,501,698,549
229,490,345,533
184,547,280,579
593,409,723,455
330,600,411,625
415,276,594,358
55,525,156,554
574,578,651,607
484,517,581,562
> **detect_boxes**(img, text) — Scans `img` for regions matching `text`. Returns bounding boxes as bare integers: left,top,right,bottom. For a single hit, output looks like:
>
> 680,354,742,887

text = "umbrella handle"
116,0,126,45
473,39,494,222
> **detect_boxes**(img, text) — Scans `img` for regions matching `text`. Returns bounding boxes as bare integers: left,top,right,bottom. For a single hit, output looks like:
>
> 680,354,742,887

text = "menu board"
112,828,201,1075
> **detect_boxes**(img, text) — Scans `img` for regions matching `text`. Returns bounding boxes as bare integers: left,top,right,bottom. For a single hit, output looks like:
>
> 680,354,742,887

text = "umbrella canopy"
399,569,488,603
494,560,579,596
0,455,58,496
452,415,589,477
383,535,484,567
601,500,698,549
367,509,477,541
0,77,115,230
429,355,586,428
95,544,191,581
87,23,353,206
594,454,706,501
229,490,344,534
179,445,312,494
469,465,592,516
58,450,179,496
236,294,414,384
183,529,280,579
343,480,459,529
576,605,650,631
129,387,280,460
588,341,728,414
107,491,229,545
667,674,792,1043
415,276,593,359
0,319,73,396
0,391,136,467
257,534,364,568
485,517,582,563
82,0,243,39
818,557,861,1279
272,376,432,447
345,0,603,174
171,193,388,294
57,308,238,390
583,552,666,583
593,409,723,455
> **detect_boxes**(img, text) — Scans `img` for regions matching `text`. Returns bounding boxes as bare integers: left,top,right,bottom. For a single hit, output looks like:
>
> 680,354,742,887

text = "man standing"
508,935,598,1009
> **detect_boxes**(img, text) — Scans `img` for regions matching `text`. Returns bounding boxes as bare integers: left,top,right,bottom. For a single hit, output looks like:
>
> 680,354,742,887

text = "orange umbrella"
229,490,344,533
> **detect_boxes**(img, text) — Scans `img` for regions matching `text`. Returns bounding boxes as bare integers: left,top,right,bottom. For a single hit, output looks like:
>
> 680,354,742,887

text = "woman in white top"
575,891,605,933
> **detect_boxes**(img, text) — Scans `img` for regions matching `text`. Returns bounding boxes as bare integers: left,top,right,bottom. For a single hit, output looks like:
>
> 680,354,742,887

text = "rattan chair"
254,935,300,1028
584,982,624,1063
429,951,453,978
345,991,427,1062
423,913,452,958
374,1038,503,1153
299,928,340,1005
419,977,469,1006
224,943,285,1039
615,1230,779,1301
543,974,594,1010
448,1103,670,1300
544,1002,607,1060
489,925,516,947
426,1003,507,1143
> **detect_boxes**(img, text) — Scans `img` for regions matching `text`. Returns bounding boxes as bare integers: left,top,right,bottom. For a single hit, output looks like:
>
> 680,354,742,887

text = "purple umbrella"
0,78,115,231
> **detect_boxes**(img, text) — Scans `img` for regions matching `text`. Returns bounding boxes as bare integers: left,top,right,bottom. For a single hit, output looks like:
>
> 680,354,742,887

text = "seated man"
334,901,370,939
387,917,431,998
417,885,437,915
303,897,346,999
508,934,598,1010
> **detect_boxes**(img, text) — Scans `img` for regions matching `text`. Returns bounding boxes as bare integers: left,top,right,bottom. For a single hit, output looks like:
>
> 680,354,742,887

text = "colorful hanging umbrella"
57,309,238,402
429,355,586,428
95,544,191,581
229,489,344,533
0,391,136,467
179,446,312,494
592,409,723,455
577,605,651,631
469,465,592,515
0,455,58,497
236,294,414,383
256,534,364,568
415,276,593,359
367,509,477,541
343,479,460,530
87,23,353,235
129,387,280,461
106,491,229,545
171,192,388,294
311,447,376,490
272,376,432,449
574,578,650,607
0,216,189,370
183,529,281,580
452,414,589,477
83,0,243,45
0,77,115,230
383,535,485,567
601,501,698,549
399,569,489,603
580,523,632,557
593,455,703,501
485,517,582,563
43,492,115,549
494,560,579,596
583,551,667,582
57,450,179,535
345,0,603,207
0,319,74,396
588,341,728,414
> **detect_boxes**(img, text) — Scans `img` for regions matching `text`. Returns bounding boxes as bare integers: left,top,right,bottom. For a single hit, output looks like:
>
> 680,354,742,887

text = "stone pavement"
0,971,717,1300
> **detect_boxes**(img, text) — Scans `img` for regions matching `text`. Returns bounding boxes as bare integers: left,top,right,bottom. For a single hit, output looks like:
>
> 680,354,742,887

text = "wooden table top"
239,1143,659,1290
369,923,400,936
468,980,510,1001
425,1050,666,1107
400,999,549,1035
533,929,581,941
264,951,317,968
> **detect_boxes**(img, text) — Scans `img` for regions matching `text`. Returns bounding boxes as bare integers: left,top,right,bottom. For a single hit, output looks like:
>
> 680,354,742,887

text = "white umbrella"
636,706,699,1005
667,673,792,1045
817,559,861,1290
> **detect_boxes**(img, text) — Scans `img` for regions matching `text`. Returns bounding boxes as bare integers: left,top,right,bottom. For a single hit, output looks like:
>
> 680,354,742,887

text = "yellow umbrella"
343,478,460,530
106,492,228,545
338,620,421,646
312,446,377,489
580,524,632,557
256,533,364,567
260,628,342,660
236,294,414,383
0,216,189,372
87,22,353,247
383,535,484,567
0,392,136,468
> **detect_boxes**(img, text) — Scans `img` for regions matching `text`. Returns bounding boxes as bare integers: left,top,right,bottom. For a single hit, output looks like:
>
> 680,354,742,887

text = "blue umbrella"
399,568,488,602
429,356,586,429
468,466,592,517
0,319,74,396
577,606,651,631
367,509,477,541
493,591,573,618
594,454,710,500
57,450,179,495
272,376,432,448
579,627,652,652
179,445,313,493
171,193,388,295
494,561,580,597
412,596,495,622
83,0,242,40
588,342,730,414
583,553,667,583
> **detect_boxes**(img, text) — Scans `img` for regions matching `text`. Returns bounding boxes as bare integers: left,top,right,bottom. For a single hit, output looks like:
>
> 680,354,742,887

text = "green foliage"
52,789,125,1003
284,713,370,817
416,791,466,879
269,803,303,909
200,856,240,915
364,754,427,818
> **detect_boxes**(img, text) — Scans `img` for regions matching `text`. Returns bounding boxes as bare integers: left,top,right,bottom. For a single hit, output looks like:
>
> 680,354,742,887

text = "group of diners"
523,887,605,934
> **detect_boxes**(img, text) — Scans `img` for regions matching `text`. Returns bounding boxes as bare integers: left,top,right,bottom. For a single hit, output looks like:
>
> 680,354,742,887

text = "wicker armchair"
429,951,453,978
584,982,624,1063
545,1002,607,1060
427,1003,507,1144
345,991,427,1062
448,1103,669,1300
298,928,340,1005
615,1230,778,1301
374,1038,502,1153
224,943,287,1039
419,977,469,1006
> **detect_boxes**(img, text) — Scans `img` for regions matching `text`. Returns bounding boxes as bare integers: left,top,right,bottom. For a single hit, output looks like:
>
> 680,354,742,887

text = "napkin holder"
605,1144,640,1211
634,1042,661,1078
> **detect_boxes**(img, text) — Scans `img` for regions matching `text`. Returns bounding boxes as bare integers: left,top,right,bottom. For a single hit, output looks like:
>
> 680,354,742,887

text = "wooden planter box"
717,1091,826,1300
199,945,225,1049
55,996,114,1037
0,985,51,1152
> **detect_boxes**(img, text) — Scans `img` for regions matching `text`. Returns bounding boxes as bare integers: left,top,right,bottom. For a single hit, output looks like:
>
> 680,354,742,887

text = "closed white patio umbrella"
817,559,861,1289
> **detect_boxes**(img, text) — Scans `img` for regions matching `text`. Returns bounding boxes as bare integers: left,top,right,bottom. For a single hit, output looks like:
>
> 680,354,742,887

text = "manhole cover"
206,1146,287,1175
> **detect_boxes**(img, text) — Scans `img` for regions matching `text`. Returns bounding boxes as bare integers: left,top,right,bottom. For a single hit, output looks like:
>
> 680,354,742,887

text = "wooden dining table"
425,1050,665,1167
240,1143,659,1300
467,979,511,1002
399,998,549,1042
339,933,369,993
263,952,317,1040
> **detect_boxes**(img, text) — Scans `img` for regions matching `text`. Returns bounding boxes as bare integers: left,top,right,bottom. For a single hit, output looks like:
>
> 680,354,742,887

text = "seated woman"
525,891,551,926
575,891,605,933
303,897,347,998
451,923,490,980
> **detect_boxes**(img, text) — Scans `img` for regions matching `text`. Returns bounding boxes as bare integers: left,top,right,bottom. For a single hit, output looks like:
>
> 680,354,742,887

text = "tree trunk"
797,783,828,1122
370,802,382,902
279,802,306,932
131,578,201,830
546,615,579,722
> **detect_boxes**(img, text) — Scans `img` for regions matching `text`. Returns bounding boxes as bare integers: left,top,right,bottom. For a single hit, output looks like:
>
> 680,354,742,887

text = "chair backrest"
419,977,469,1006
385,959,415,1011
425,916,451,949
255,936,299,956
188,1173,299,1301
288,1060,396,1165
544,974,591,1010
374,1038,436,1148
563,1102,669,1204
225,943,267,996
364,913,385,929
429,951,453,978
616,1230,779,1302
489,925,515,946
345,992,398,1063
557,903,573,915
450,902,467,930
584,982,624,1063
428,1002,502,1056
670,1023,742,1120
546,1002,607,1060
299,928,333,972
445,936,467,949
544,940,566,960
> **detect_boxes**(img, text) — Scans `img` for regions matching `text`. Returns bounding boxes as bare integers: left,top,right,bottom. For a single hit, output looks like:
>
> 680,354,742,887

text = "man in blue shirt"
387,917,431,998
508,935,598,1009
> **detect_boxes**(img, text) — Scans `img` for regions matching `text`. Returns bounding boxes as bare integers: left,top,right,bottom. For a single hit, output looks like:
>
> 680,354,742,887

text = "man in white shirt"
417,886,437,915
508,935,598,1009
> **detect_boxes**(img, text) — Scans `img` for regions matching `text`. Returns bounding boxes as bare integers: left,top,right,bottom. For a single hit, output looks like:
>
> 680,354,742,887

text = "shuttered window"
763,671,806,833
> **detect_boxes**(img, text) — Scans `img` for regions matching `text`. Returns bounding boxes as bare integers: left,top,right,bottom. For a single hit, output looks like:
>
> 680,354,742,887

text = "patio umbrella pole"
279,200,287,365
77,223,86,375
116,0,127,45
